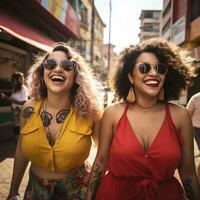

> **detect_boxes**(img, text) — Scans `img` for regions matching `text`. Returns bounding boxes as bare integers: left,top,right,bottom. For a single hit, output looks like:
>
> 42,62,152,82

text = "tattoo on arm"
90,164,103,200
22,107,34,119
183,178,197,200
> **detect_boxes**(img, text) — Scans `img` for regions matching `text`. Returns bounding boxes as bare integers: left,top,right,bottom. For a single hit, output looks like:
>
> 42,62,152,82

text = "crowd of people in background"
1,39,200,200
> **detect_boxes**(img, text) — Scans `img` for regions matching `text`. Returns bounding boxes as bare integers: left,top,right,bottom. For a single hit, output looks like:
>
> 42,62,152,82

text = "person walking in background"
187,92,200,180
7,43,101,200
86,39,200,200
187,59,200,101
0,72,28,138
187,92,200,156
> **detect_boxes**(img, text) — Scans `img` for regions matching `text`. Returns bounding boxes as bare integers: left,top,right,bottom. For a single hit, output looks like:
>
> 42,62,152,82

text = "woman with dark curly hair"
7,43,102,200
86,39,200,200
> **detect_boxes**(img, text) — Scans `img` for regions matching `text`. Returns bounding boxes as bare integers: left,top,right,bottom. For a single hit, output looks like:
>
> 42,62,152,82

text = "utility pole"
90,0,95,65
108,0,112,71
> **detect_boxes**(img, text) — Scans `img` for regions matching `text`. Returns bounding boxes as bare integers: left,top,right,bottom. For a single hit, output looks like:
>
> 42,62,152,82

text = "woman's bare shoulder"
168,102,188,115
105,101,126,112
168,102,190,129
104,101,127,122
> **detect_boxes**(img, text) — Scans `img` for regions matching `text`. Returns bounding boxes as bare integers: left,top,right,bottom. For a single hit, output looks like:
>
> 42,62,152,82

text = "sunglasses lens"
43,59,57,70
156,64,167,75
138,63,151,74
61,60,75,71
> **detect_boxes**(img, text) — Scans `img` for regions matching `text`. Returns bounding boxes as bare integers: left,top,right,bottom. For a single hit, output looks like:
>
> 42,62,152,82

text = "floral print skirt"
24,165,89,200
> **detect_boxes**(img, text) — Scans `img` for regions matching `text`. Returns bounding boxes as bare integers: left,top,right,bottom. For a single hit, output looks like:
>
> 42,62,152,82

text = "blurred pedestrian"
187,59,200,101
86,39,200,200
187,92,200,180
0,72,28,138
7,43,101,200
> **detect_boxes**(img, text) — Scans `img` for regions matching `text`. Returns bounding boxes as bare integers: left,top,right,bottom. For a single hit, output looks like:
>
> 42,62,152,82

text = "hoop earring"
158,88,164,101
41,79,46,88
127,85,135,103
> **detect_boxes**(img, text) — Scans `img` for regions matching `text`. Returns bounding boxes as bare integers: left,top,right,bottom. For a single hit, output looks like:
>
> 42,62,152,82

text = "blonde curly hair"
27,42,101,117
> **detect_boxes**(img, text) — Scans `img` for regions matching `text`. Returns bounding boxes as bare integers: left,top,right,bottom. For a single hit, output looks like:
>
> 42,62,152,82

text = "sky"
95,0,163,53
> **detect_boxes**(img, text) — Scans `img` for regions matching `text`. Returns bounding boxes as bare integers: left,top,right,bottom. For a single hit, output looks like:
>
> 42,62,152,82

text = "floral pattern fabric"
24,165,89,200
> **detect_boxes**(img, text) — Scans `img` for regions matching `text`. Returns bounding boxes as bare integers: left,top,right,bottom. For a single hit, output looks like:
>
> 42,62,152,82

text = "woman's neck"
45,93,71,110
134,96,159,111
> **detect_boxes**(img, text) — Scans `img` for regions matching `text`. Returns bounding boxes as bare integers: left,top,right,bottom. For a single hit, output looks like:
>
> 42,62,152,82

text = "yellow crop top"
20,100,93,172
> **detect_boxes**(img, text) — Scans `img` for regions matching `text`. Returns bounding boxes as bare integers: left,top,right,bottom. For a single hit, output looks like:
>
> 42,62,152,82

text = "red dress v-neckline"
125,110,166,155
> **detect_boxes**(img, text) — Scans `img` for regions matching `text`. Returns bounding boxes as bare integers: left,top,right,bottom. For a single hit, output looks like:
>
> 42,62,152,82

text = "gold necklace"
135,102,158,112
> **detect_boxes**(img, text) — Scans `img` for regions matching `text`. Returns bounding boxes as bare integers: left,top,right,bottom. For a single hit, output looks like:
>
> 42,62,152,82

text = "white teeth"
145,80,159,84
51,75,65,81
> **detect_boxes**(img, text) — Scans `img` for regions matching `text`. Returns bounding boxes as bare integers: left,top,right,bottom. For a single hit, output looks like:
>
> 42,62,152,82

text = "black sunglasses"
43,59,76,71
136,62,168,75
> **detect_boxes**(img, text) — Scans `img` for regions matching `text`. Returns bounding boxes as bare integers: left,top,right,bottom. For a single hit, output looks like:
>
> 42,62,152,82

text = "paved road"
0,139,199,200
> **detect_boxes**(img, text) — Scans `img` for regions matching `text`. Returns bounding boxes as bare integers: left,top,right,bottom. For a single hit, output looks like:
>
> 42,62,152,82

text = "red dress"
95,104,184,200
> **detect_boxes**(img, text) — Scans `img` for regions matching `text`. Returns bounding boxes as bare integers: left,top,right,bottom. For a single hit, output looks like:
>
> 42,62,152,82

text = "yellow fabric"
20,100,93,172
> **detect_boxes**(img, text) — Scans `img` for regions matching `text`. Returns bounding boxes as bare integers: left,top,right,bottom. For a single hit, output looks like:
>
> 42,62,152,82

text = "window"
144,11,153,18
79,0,88,27
191,0,200,21
68,0,76,11
153,12,161,20
143,23,160,32
78,39,87,57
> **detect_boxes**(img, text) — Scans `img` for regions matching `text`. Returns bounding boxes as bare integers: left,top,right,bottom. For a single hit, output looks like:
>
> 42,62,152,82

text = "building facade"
139,10,162,41
69,0,105,73
161,0,173,40
170,0,200,101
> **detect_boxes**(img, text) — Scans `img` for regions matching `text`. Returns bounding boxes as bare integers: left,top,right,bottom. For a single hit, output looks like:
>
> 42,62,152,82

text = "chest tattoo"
40,111,52,127
56,109,70,124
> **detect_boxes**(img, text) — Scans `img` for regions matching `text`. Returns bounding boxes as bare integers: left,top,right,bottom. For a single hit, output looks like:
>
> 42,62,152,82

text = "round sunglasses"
43,59,76,71
136,62,168,75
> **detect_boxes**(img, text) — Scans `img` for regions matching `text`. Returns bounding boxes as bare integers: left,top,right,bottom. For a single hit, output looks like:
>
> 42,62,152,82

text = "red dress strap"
165,103,183,144
114,103,129,130
165,103,174,125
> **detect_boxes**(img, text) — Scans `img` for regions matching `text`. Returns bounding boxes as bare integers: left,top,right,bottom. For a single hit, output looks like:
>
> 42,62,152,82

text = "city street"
0,0,200,199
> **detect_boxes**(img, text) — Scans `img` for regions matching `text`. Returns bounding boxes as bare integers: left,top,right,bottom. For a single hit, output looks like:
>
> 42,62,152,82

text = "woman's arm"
7,100,35,199
0,92,26,105
86,106,116,200
7,137,29,199
91,111,102,146
177,107,200,199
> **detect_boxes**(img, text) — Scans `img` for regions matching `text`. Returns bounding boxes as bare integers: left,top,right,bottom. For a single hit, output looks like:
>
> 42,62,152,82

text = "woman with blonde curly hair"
86,39,200,200
7,43,102,200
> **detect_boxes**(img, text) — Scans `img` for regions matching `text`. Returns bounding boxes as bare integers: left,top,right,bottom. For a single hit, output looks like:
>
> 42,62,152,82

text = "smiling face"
43,50,75,96
128,52,166,99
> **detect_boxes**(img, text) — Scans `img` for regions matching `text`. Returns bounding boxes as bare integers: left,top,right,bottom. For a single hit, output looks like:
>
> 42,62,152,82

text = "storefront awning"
0,12,54,52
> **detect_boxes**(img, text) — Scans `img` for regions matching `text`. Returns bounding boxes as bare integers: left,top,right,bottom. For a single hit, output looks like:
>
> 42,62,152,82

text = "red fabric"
0,10,53,51
96,104,184,200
